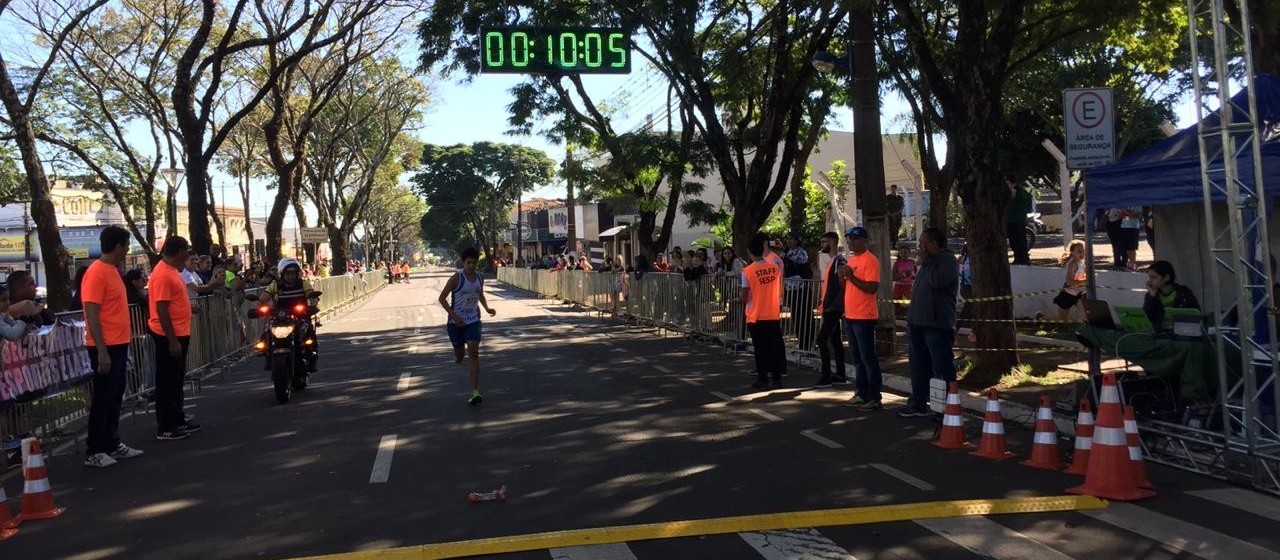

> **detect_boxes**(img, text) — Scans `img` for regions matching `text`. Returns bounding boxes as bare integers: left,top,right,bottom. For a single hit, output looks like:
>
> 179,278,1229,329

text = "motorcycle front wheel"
271,353,292,404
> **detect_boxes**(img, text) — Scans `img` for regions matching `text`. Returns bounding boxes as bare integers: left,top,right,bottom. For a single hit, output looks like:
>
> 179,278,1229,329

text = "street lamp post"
160,167,185,240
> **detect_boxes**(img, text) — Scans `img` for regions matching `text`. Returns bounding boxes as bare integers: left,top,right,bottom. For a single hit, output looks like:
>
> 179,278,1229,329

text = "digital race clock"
479,26,631,75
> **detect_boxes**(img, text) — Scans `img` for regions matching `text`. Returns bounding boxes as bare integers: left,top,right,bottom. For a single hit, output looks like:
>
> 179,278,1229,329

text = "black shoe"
179,422,202,433
156,428,190,441
751,379,770,389
897,407,931,418
813,376,833,388
831,376,850,384
770,379,784,389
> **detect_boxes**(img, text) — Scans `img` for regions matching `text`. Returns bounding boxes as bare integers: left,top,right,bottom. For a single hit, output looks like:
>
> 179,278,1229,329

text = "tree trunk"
240,173,256,265
730,202,766,260
206,179,226,249
0,56,71,309
1252,0,1280,76
328,227,350,275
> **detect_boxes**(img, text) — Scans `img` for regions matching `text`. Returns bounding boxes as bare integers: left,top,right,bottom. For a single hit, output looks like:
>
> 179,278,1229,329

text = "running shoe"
179,422,202,433
156,428,190,441
854,400,884,412
468,390,483,405
842,395,868,407
812,377,833,389
770,379,784,389
111,444,144,459
897,407,931,418
84,453,118,468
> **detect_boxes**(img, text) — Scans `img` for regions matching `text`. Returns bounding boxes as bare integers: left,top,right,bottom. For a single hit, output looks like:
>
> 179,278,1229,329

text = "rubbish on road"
16,438,65,522
1067,374,1155,501
1022,396,1063,470
932,382,972,450
467,485,508,503
971,389,1016,460
0,484,18,540
1064,399,1095,475
1124,405,1156,489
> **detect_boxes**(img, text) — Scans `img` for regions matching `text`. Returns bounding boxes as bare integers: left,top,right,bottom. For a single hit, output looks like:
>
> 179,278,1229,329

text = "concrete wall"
1010,264,1147,319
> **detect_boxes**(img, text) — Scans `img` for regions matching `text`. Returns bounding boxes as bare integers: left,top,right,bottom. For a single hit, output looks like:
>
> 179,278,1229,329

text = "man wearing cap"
782,231,815,350
840,226,884,411
813,231,847,387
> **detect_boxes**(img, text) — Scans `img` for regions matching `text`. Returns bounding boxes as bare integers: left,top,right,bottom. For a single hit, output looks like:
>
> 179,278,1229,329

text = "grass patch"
997,363,1086,390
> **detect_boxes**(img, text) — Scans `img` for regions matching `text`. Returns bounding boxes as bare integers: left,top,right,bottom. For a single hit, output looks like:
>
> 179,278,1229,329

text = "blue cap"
845,226,868,239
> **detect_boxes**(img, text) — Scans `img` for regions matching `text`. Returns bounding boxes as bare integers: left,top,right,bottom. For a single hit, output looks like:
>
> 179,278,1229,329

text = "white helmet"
278,258,301,275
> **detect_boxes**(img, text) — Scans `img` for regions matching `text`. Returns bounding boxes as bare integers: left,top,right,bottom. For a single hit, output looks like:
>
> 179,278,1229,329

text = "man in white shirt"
182,254,220,300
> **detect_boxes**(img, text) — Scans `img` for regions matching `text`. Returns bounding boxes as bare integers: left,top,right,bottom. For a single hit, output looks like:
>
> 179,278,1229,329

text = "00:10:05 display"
484,31,627,69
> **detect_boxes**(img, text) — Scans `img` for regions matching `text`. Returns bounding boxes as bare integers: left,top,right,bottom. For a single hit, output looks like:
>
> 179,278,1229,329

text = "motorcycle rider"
259,259,319,371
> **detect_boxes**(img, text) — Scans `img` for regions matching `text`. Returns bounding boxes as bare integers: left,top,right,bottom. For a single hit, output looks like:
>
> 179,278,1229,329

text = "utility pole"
565,146,577,258
22,201,32,282
516,190,523,264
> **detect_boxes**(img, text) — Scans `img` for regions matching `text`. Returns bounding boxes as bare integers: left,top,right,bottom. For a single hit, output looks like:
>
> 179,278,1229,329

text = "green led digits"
559,32,578,66
584,33,602,67
608,33,626,68
484,32,504,67
511,31,530,67
479,26,630,74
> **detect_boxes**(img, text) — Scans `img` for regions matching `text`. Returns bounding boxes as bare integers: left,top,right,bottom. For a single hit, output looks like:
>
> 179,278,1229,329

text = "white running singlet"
450,269,483,325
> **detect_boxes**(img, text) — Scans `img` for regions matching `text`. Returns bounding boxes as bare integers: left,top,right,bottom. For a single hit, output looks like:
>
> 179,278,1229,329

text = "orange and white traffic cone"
1067,375,1155,501
0,485,18,540
1124,406,1156,489
1021,396,1062,470
15,438,65,522
932,382,972,450
1064,399,1095,475
970,389,1016,460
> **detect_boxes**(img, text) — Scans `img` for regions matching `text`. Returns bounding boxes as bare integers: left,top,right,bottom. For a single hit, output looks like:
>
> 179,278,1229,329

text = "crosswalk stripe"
549,542,638,560
915,516,1075,560
1081,502,1280,559
739,528,859,559
1187,487,1280,523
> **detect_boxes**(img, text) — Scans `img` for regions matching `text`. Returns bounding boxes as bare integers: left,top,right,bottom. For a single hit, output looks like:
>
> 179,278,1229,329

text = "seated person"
5,270,57,327
1143,260,1200,331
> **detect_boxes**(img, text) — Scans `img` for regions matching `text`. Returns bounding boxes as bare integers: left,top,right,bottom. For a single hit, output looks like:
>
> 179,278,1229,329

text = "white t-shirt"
181,269,203,299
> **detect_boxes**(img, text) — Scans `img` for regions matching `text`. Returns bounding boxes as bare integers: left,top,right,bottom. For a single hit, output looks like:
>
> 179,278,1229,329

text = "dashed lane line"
799,429,845,449
679,378,703,387
369,435,398,484
397,373,412,391
869,463,936,491
653,365,672,373
748,408,783,422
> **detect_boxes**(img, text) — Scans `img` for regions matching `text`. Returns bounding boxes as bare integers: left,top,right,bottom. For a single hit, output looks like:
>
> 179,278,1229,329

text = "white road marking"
869,463,935,491
1082,502,1280,559
710,391,737,402
1187,487,1280,523
611,347,626,353
916,516,1075,560
749,408,783,422
653,365,672,373
368,435,398,484
679,378,703,386
632,356,649,363
549,542,637,560
800,429,845,449
397,373,412,391
739,528,859,559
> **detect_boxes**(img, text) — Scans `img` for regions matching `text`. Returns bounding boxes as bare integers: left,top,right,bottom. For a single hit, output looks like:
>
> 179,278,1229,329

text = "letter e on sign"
1063,88,1115,170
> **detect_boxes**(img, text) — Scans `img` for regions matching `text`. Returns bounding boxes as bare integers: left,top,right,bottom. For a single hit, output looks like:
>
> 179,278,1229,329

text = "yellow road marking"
289,495,1107,560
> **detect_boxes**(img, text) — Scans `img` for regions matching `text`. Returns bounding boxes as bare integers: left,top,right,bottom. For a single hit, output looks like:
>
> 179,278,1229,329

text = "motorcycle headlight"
270,325,296,339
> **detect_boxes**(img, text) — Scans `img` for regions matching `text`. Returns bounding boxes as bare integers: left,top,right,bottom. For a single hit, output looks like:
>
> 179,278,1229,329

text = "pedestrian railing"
0,271,388,468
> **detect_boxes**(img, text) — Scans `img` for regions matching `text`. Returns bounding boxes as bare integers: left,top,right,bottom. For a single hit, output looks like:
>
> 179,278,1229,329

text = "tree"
303,56,426,274
412,143,555,267
0,0,107,310
0,148,22,203
366,182,426,262
219,105,271,264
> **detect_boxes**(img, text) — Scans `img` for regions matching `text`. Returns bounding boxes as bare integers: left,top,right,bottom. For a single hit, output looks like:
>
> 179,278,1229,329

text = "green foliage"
0,149,23,204
760,167,830,243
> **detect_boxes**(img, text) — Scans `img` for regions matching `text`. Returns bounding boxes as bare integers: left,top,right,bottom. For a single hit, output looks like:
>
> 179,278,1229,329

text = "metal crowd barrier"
496,269,824,358
1,271,388,468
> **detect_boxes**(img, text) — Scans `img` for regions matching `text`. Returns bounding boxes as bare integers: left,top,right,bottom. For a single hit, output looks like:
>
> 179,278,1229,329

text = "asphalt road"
3,270,1279,560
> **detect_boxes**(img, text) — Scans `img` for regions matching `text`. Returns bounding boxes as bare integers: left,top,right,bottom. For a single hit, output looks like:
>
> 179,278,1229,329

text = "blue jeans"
844,319,882,402
86,344,129,456
907,325,956,410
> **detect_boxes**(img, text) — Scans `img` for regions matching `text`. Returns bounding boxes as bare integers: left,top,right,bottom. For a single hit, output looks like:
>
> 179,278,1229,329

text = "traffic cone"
970,389,1016,460
1124,406,1156,489
0,485,18,540
932,382,972,449
1021,396,1062,470
1064,399,1095,475
1067,374,1155,501
15,438,65,522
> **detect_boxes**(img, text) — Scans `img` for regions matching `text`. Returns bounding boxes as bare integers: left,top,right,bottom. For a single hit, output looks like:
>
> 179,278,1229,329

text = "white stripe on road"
550,542,637,560
749,408,783,422
710,391,737,402
916,516,1075,560
397,373,412,391
739,528,859,559
1187,487,1280,523
800,429,845,449
679,378,703,386
653,365,672,373
369,435,398,484
1082,502,1280,559
870,463,936,491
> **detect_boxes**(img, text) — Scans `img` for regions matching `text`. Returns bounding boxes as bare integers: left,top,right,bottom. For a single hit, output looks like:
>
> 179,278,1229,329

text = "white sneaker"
111,443,144,459
84,453,118,468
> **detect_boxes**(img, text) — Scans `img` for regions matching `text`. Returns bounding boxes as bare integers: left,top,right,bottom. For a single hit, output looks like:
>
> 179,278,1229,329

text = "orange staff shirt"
81,260,132,347
148,260,193,337
741,259,782,323
844,250,881,320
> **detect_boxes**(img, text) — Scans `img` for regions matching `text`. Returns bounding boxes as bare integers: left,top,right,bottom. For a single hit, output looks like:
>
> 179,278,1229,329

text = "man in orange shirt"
149,236,200,441
840,227,883,411
83,226,145,467
740,234,786,389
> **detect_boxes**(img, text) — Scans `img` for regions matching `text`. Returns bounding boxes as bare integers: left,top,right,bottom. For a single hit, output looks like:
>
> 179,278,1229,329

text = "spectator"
740,234,786,389
82,225,144,467
69,264,90,311
782,231,815,349
0,285,34,340
6,270,56,326
813,231,846,388
654,253,670,273
681,250,709,328
957,245,975,343
1054,240,1088,321
901,227,959,418
149,236,201,440
714,247,746,280
670,246,686,273
225,259,247,293
124,269,149,321
892,247,917,301
1105,208,1125,269
696,248,711,271
1144,207,1156,253
632,254,653,280
183,255,218,299
197,255,216,284
209,244,226,268
840,226,883,411
1005,174,1032,265
1119,206,1143,271
1142,260,1200,331
887,184,905,244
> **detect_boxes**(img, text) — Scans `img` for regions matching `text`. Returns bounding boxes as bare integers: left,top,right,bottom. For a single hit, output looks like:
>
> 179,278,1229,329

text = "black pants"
1007,222,1030,264
816,312,846,379
748,320,787,381
150,331,191,432
1106,219,1124,267
86,344,130,456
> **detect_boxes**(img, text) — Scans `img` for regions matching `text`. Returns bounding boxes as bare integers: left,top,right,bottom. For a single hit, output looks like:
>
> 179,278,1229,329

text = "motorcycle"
1026,211,1045,249
247,291,322,404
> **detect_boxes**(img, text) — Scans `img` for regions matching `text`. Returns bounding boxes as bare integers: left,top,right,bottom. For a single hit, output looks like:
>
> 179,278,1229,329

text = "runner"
438,247,497,405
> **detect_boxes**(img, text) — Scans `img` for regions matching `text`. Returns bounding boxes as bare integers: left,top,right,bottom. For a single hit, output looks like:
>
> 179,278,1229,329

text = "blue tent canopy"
1084,74,1280,209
